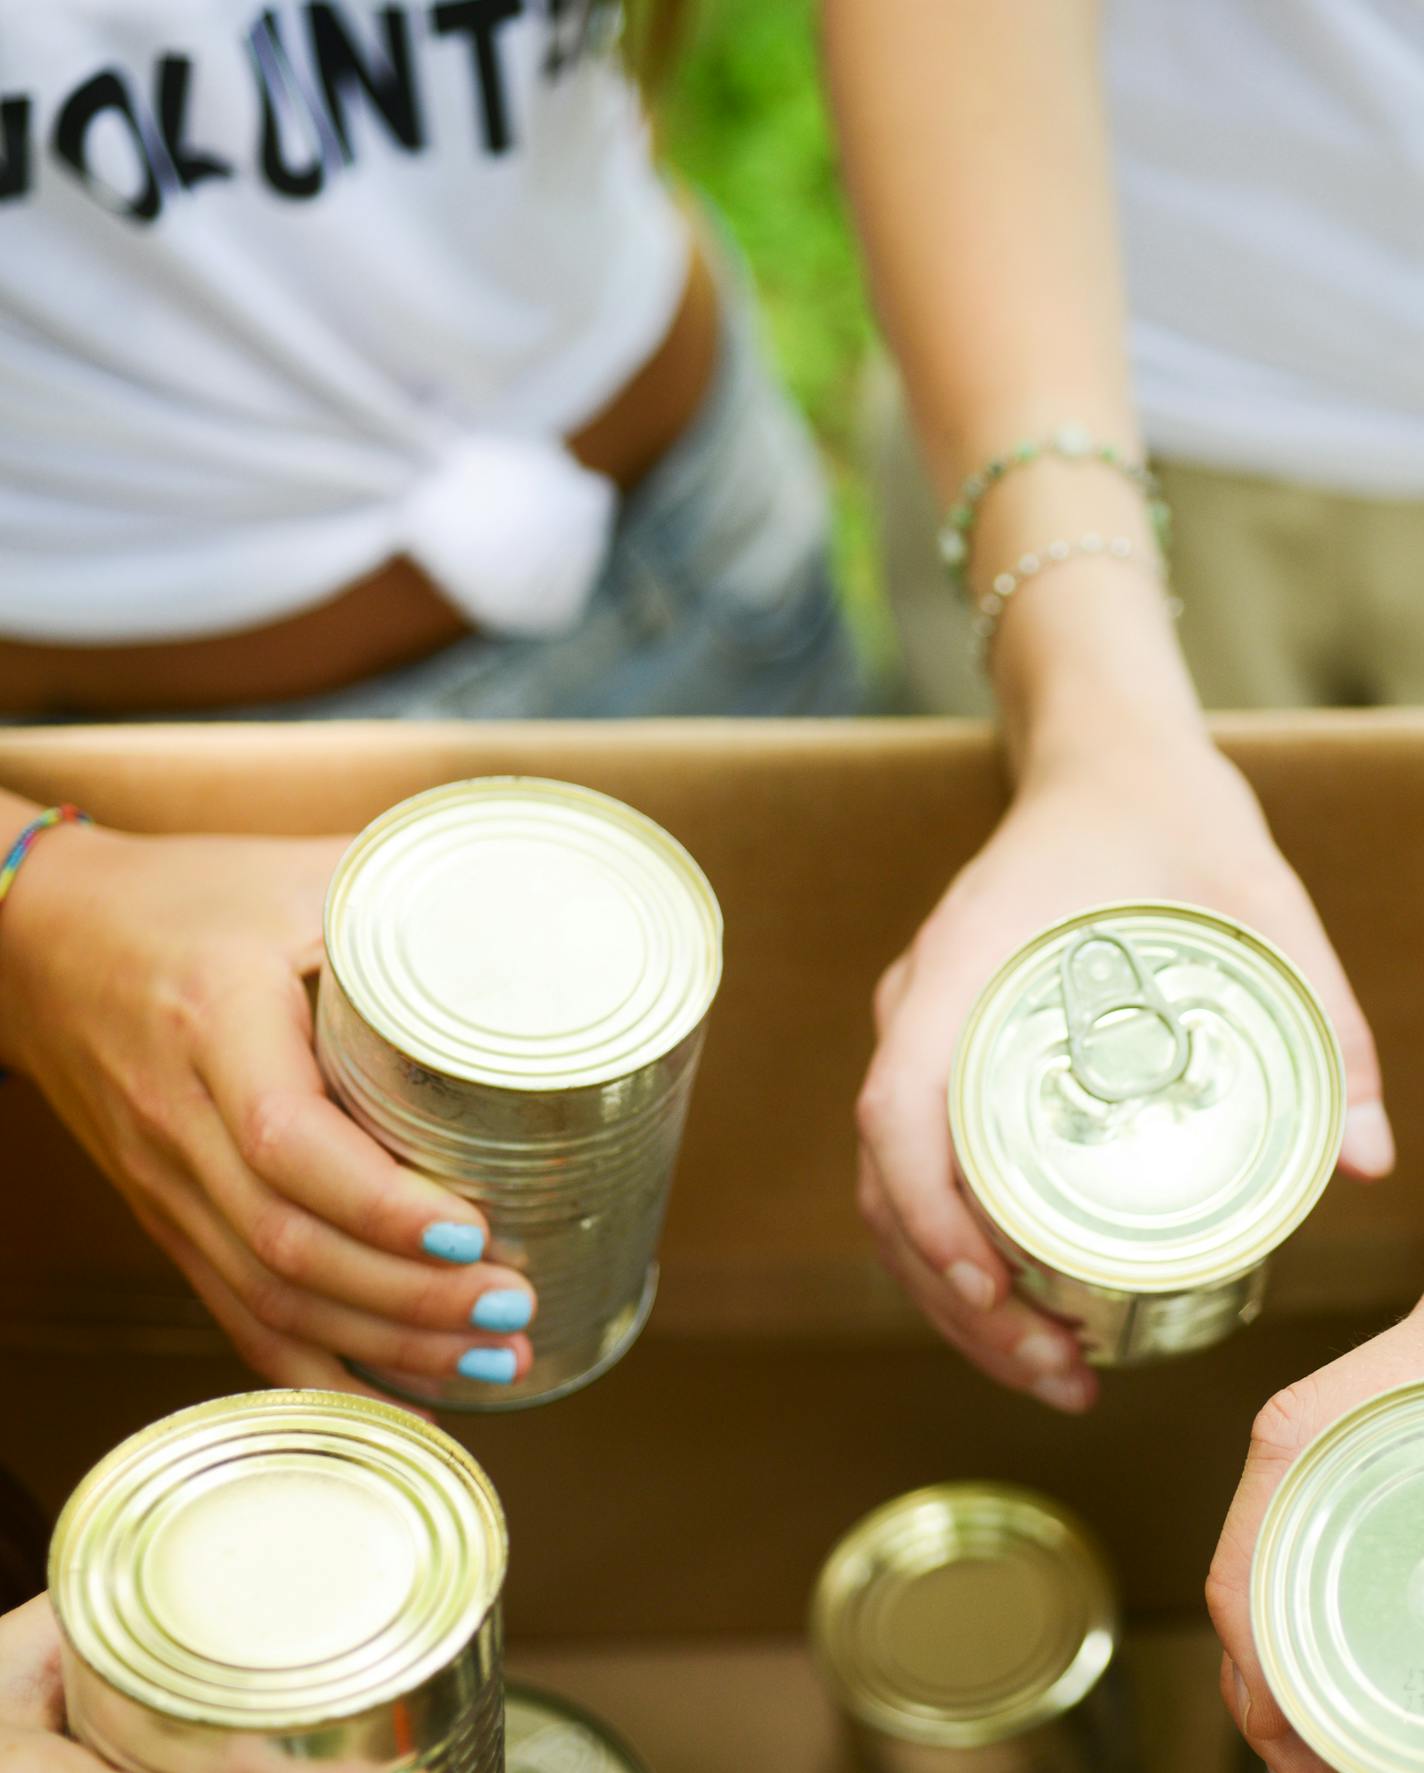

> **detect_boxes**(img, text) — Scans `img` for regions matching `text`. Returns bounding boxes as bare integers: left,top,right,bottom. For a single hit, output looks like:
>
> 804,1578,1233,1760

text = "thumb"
0,1595,121,1770
1252,872,1393,1180
0,1595,67,1733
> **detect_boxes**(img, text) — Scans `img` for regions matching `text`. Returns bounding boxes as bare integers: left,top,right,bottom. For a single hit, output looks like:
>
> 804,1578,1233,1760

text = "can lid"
809,1483,1118,1748
951,903,1344,1293
49,1391,507,1731
505,1684,651,1772
1252,1381,1424,1773
325,778,722,1089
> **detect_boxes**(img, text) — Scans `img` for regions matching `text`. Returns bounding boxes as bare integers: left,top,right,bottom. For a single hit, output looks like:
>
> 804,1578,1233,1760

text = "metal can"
810,1483,1130,1772
950,902,1344,1364
49,1389,507,1773
317,777,723,1411
1252,1380,1424,1773
505,1684,651,1772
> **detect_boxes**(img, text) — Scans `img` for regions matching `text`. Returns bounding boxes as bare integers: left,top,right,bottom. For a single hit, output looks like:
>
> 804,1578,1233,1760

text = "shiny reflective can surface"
505,1684,651,1773
1252,1381,1424,1773
49,1390,507,1773
317,778,723,1410
951,903,1344,1364
810,1483,1126,1771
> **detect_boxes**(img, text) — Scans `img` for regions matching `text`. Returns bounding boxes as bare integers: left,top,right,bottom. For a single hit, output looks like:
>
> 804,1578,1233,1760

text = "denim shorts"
212,253,869,724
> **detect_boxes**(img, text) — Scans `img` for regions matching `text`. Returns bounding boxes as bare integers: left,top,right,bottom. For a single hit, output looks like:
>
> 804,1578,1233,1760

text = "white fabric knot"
401,434,618,636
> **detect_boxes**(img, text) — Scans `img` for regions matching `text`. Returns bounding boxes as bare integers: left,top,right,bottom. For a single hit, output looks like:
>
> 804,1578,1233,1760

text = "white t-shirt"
0,2,688,641
1108,0,1424,497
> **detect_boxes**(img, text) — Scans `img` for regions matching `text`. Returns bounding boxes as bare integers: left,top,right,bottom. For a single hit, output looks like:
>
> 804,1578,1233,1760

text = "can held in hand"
810,1482,1130,1772
1252,1380,1424,1773
317,777,723,1411
506,1684,651,1772
951,902,1344,1364
49,1389,508,1773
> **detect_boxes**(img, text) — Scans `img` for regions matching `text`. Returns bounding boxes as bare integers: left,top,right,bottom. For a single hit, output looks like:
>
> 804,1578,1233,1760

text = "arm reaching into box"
826,0,1392,1407
0,1595,110,1771
0,790,535,1396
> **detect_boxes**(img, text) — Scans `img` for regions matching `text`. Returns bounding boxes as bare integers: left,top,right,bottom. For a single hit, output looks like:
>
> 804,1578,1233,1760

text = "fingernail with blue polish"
422,1223,485,1264
458,1347,518,1385
472,1290,533,1333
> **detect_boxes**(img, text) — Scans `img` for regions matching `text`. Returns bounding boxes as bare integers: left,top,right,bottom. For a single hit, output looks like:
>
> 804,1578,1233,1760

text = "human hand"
1206,1308,1424,1771
0,1594,113,1771
855,735,1391,1412
0,825,535,1396
0,1593,388,1772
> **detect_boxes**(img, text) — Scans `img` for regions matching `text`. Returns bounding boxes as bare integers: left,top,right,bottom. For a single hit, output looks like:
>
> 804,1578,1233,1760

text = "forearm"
824,0,1205,772
825,0,1131,470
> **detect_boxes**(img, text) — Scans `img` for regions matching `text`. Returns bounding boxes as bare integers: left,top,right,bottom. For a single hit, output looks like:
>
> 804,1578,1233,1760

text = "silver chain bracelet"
971,533,1182,660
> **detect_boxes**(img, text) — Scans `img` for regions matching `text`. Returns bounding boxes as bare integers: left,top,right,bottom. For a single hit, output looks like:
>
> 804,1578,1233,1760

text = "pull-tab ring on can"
952,901,1345,1365
1060,926,1191,1103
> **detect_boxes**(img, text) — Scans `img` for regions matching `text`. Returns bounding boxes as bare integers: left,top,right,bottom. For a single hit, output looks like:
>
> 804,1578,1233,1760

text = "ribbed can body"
59,1615,505,1773
966,1197,1269,1366
847,1663,1137,1772
319,969,706,1408
315,777,723,1411
49,1391,508,1773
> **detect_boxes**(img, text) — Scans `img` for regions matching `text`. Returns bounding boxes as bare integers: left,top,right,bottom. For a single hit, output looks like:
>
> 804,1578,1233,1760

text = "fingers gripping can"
317,778,723,1411
810,1483,1129,1772
1252,1381,1424,1773
505,1685,652,1772
48,1390,508,1773
950,903,1345,1364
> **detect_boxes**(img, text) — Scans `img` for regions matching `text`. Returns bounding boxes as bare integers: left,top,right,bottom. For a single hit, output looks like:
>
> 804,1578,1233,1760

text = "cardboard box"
3,712,1420,1770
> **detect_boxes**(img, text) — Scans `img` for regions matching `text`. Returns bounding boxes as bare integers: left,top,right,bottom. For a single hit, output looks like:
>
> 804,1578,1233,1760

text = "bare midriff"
0,237,720,716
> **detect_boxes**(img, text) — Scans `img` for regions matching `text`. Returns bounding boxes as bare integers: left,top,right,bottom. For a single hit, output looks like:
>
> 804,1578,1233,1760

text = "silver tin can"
49,1389,507,1773
950,903,1345,1364
317,778,722,1411
1252,1380,1424,1773
506,1684,651,1772
810,1483,1129,1772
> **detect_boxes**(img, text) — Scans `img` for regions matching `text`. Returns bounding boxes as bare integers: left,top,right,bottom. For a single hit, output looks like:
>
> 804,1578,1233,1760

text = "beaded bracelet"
937,425,1171,591
0,804,93,909
970,534,1182,661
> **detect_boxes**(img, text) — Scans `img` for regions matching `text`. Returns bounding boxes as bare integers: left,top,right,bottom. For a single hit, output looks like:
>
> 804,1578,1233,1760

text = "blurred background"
659,0,889,661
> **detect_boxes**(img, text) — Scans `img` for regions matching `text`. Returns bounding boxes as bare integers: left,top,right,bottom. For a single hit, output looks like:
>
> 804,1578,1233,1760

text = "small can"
950,902,1345,1364
49,1390,507,1773
810,1482,1130,1772
505,1684,652,1772
1252,1380,1424,1773
317,777,723,1410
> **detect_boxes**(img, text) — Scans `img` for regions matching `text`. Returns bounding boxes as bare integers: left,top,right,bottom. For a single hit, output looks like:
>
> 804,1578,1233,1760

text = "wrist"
0,818,111,1071
990,557,1205,778
1016,713,1227,806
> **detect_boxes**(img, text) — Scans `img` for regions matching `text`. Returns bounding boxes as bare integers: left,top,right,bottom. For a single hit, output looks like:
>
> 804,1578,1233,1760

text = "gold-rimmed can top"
951,902,1344,1295
810,1483,1119,1749
323,777,723,1091
49,1389,507,1734
1252,1381,1424,1773
505,1684,651,1772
